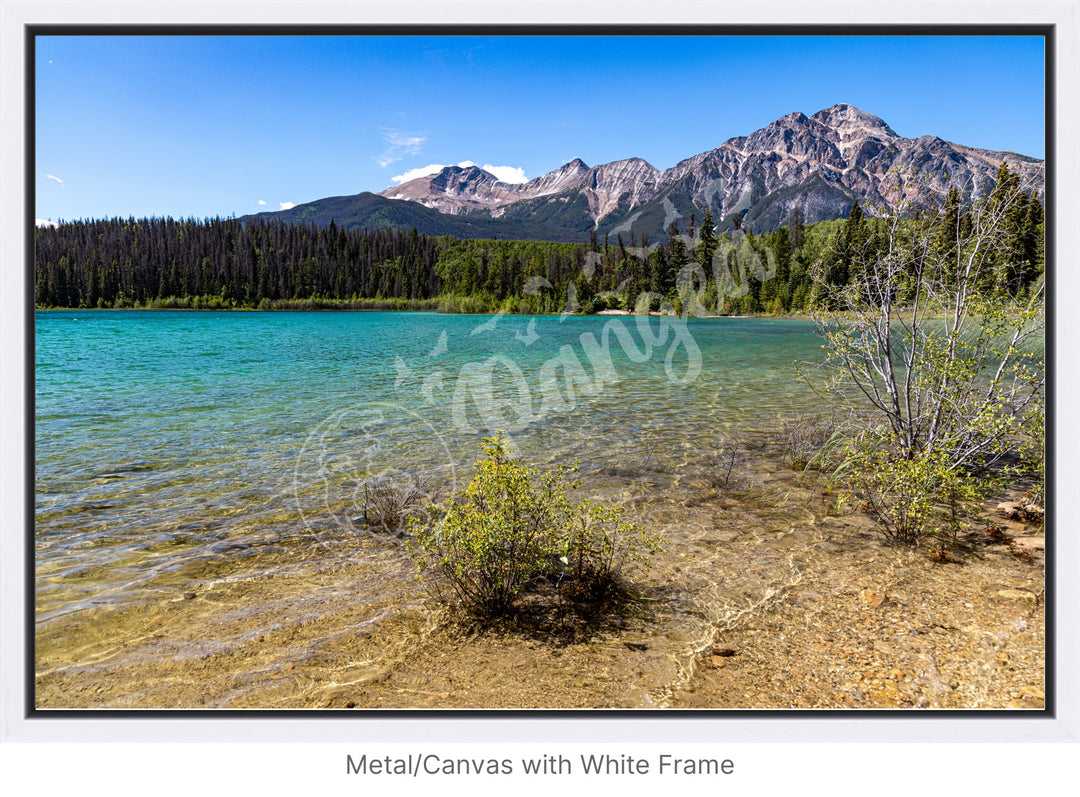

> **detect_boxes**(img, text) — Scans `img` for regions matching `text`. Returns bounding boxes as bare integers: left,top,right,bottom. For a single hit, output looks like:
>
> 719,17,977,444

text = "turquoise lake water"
35,310,826,622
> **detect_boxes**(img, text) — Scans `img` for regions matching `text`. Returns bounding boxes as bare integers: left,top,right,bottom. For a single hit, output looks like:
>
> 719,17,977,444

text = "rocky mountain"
247,104,1044,242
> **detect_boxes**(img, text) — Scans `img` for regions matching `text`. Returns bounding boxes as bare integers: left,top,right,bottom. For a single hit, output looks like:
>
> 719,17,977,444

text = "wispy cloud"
258,199,267,205
44,173,64,185
376,128,427,168
279,201,296,211
391,160,528,185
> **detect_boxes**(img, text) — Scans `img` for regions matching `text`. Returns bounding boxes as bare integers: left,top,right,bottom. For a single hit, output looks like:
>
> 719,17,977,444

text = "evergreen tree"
695,209,718,270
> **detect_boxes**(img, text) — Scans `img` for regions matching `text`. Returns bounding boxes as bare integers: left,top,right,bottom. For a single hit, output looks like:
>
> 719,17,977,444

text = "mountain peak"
438,163,496,179
811,104,897,137
777,110,809,125
428,164,498,191
544,158,590,179
518,158,592,195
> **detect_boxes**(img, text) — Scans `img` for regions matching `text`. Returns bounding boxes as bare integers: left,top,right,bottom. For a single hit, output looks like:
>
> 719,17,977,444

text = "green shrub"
1021,403,1045,507
408,435,576,617
844,435,984,548
557,503,664,605
408,434,664,618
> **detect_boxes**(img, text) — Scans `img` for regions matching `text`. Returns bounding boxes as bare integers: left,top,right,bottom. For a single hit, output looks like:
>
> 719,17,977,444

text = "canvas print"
33,33,1046,710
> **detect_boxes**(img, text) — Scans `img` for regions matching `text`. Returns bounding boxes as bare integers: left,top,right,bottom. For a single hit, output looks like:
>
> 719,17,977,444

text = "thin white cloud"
391,160,528,185
36,218,59,228
258,199,267,205
376,128,427,168
279,201,296,211
44,173,64,185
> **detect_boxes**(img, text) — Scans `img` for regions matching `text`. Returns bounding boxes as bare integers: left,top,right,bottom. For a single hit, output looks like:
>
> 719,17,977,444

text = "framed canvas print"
3,1,1077,787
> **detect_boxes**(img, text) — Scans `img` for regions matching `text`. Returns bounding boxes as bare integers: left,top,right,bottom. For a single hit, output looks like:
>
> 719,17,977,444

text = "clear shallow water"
35,310,826,624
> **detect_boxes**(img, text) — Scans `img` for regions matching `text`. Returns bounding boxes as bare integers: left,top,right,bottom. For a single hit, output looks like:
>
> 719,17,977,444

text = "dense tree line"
35,165,1043,314
35,217,445,310
810,164,1045,308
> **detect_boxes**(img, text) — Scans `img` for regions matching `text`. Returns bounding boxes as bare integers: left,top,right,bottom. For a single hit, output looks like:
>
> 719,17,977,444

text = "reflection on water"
36,310,829,699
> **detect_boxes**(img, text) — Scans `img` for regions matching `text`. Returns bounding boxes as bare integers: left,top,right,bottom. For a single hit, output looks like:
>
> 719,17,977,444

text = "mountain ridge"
244,104,1043,242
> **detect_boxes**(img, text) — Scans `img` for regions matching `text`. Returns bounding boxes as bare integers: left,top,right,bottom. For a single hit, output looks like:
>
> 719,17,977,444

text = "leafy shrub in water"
843,434,985,548
558,503,665,606
408,434,664,618
408,435,575,617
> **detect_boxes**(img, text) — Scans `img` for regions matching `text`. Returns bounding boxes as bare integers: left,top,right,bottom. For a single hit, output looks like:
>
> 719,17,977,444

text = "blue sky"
34,34,1045,223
